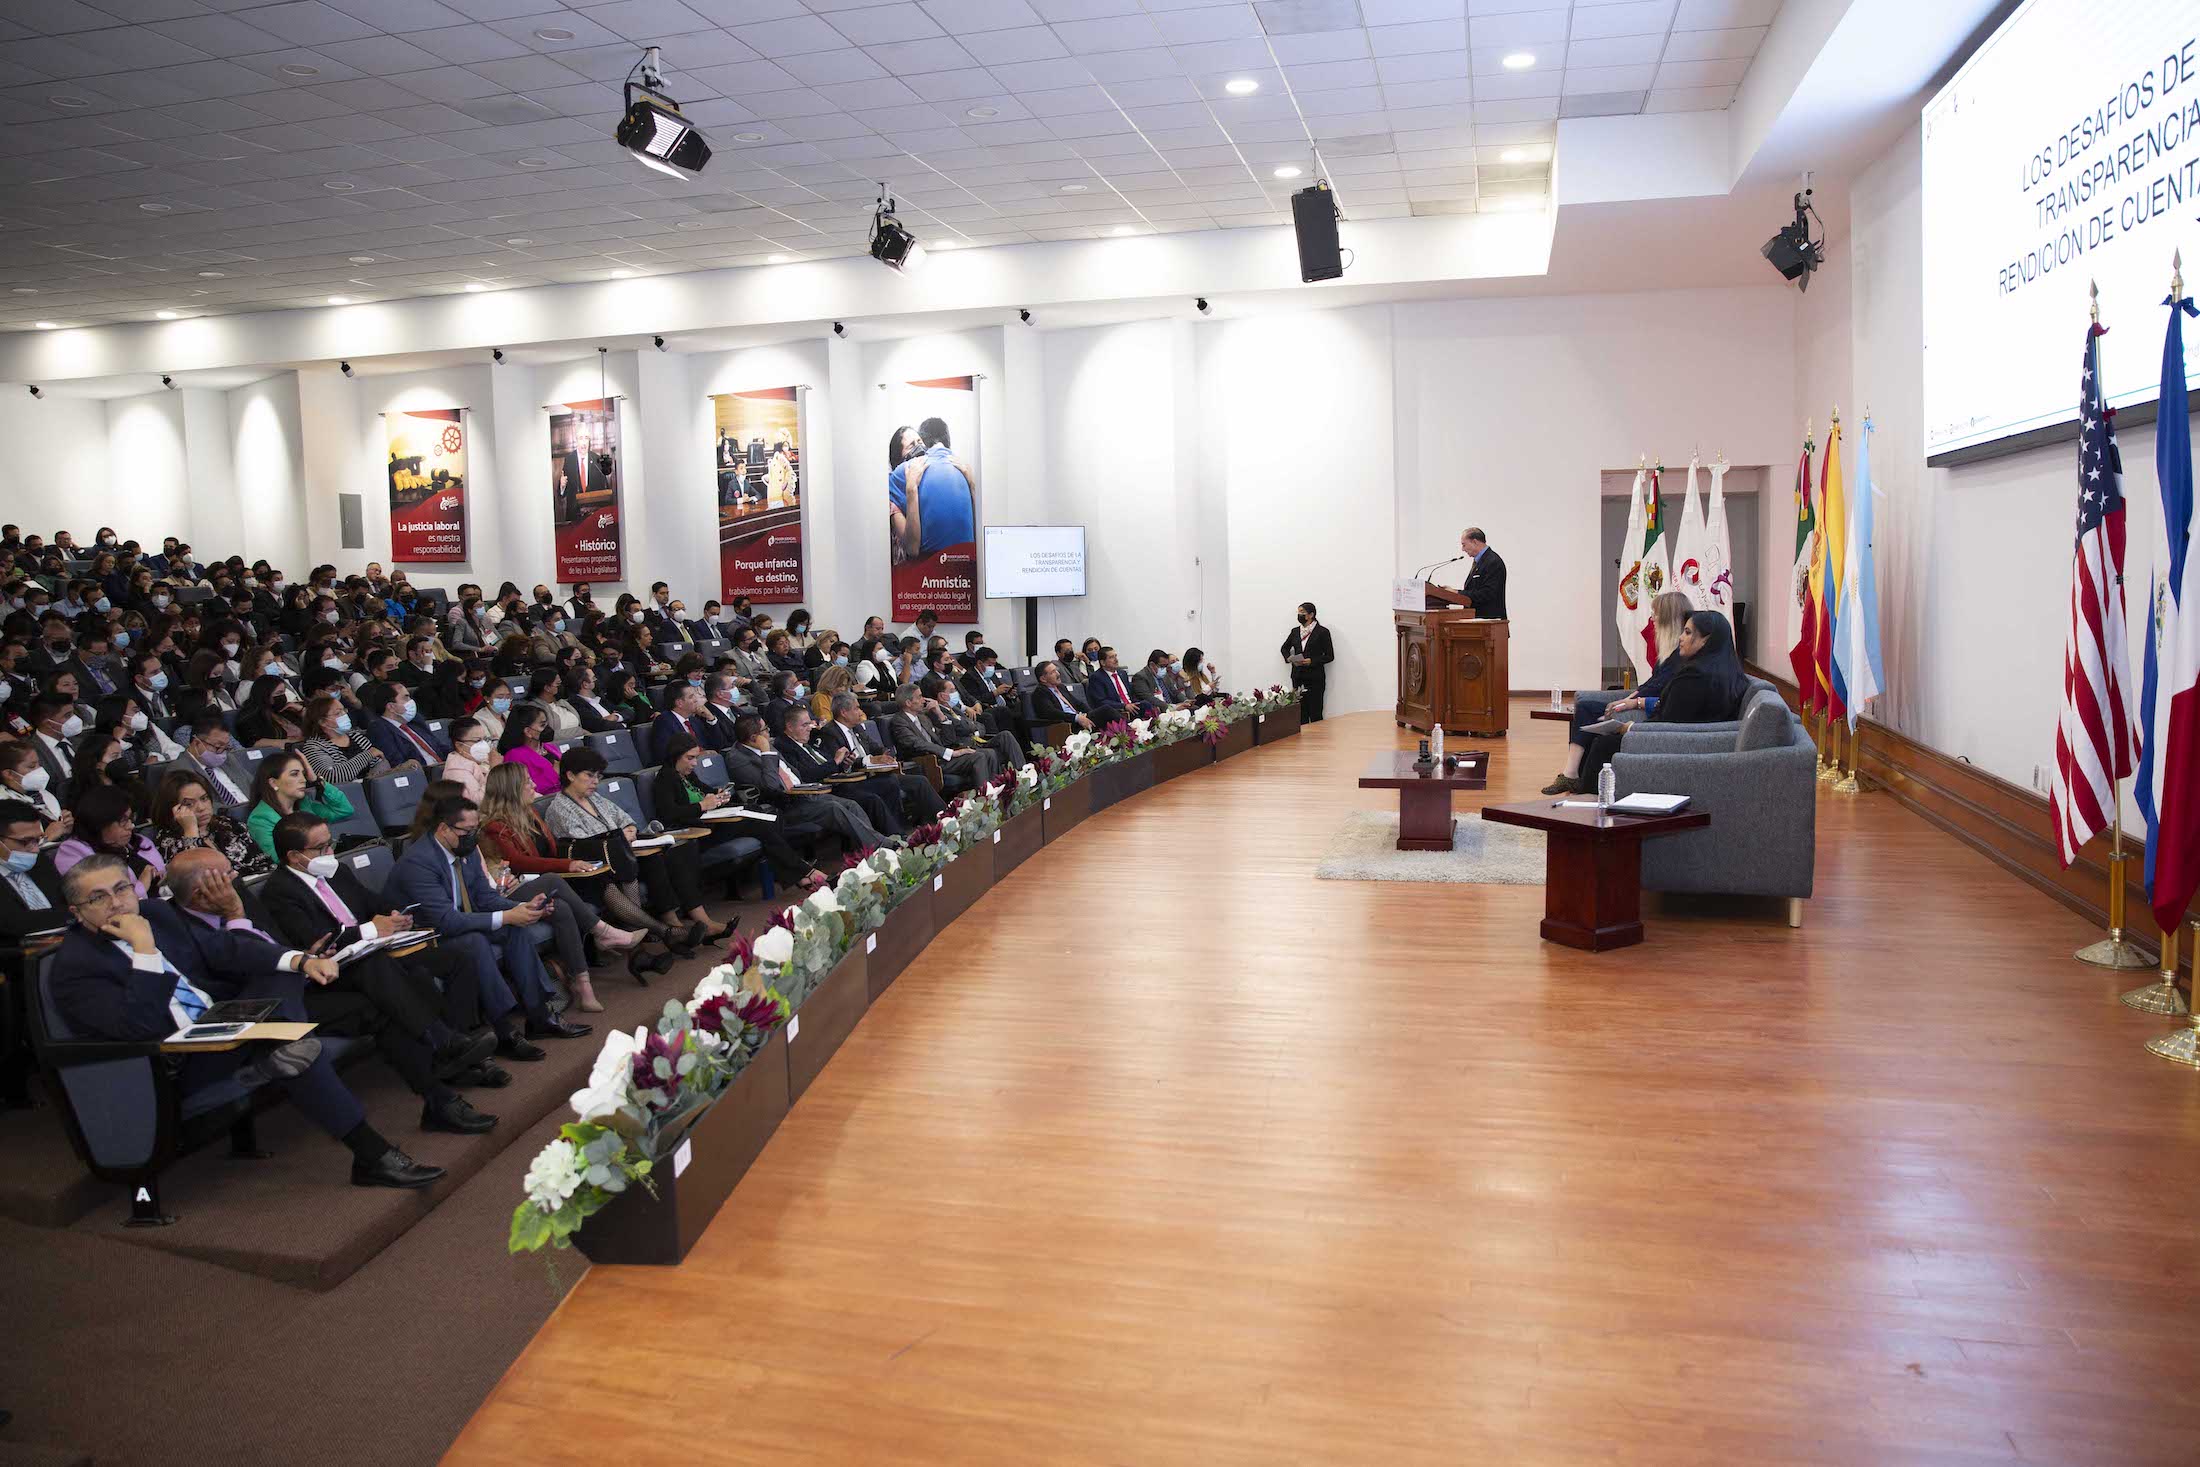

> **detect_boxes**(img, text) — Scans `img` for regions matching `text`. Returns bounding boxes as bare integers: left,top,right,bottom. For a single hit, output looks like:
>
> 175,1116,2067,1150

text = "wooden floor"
447,712,2200,1467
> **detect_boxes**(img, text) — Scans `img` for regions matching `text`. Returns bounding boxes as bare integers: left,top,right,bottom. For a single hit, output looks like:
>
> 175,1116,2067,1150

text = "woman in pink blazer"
496,703,564,797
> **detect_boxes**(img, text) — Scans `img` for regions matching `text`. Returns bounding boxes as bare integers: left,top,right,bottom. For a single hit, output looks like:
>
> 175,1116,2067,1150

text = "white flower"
1131,717,1151,740
1015,764,1038,790
941,815,959,839
569,1074,629,1124
871,845,899,872
691,962,741,1002
586,1027,645,1090
753,926,795,966
805,886,842,915
524,1139,586,1212
1063,731,1093,759
850,857,881,884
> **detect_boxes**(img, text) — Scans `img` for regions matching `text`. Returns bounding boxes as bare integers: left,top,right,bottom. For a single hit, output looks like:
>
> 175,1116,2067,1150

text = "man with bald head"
167,846,496,1136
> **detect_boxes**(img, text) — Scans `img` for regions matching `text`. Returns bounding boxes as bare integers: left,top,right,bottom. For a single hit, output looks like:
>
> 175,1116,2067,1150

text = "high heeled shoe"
693,917,735,942
656,922,699,959
627,945,675,982
569,972,605,1013
593,922,643,952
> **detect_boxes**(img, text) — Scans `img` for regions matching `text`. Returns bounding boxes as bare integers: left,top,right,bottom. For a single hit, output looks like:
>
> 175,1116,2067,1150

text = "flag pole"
2065,284,2149,969
1817,406,1843,783
2144,919,2200,1064
1833,404,1870,795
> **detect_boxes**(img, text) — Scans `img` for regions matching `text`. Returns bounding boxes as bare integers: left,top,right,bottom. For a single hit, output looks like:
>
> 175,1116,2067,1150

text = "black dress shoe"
682,920,709,951
352,1147,445,1189
455,1061,513,1088
422,1095,498,1134
495,1034,547,1062
431,1030,498,1080
525,1016,593,1040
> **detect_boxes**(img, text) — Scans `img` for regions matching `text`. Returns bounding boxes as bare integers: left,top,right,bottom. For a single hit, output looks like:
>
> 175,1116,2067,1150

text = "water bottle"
1596,765,1616,811
1432,722,1445,762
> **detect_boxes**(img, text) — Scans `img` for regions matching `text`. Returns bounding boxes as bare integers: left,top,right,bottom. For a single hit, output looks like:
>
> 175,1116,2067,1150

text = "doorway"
1599,466,1763,683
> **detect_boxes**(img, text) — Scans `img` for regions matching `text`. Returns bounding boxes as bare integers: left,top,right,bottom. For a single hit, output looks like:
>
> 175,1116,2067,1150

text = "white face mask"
469,739,491,761
221,641,240,657
59,713,84,738
304,853,340,880
128,711,148,732
630,610,645,624
19,767,49,794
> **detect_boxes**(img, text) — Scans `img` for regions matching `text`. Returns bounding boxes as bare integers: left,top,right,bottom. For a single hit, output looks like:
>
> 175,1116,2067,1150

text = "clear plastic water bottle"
1596,765,1616,811
1432,722,1445,762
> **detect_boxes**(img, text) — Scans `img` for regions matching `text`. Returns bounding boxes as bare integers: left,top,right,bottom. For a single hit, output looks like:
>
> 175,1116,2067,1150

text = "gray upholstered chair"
1609,688,1816,924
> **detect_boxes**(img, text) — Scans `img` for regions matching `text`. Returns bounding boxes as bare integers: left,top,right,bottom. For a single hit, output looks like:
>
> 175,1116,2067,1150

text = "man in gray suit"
888,684,998,792
172,712,255,809
1130,649,1185,709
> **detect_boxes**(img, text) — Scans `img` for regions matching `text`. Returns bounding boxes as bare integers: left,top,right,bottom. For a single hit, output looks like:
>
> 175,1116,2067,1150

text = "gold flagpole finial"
1805,417,1813,442
2089,277,2100,323
1637,453,1647,469
2175,248,2185,300
1831,402,1841,425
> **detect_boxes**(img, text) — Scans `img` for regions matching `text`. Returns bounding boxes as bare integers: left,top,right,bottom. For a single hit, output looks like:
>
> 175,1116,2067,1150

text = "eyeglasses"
71,877,134,909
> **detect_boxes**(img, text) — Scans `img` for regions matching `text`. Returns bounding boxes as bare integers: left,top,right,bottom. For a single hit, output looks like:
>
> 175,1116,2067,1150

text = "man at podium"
1450,528,1506,620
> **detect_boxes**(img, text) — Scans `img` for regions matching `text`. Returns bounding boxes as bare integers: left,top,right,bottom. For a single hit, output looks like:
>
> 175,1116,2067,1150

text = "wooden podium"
1394,581,1508,736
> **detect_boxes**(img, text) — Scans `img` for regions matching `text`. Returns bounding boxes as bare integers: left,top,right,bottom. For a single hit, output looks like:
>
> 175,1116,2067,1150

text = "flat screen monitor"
984,524,1087,598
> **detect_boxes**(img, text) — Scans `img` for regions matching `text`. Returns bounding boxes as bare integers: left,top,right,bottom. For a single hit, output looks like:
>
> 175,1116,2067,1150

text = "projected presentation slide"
1923,0,2200,458
984,525,1087,599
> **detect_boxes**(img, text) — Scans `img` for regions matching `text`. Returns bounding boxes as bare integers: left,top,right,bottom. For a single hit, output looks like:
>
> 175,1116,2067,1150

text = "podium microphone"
1411,553,1466,580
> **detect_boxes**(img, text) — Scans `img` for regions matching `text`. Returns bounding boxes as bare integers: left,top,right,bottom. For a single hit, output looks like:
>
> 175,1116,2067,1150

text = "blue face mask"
400,700,418,721
833,655,848,667
793,683,808,699
688,676,703,687
113,631,129,647
492,696,511,714
947,690,963,709
335,713,352,733
94,597,110,612
552,619,567,633
147,671,168,691
5,848,35,873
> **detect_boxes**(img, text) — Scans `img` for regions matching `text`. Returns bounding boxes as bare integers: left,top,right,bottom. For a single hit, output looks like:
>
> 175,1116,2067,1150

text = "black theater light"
869,188,925,274
617,47,711,181
1762,184,1824,292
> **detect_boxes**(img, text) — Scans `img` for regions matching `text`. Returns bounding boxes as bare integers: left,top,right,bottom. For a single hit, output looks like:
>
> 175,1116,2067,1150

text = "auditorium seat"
326,782,383,846
585,730,640,774
598,775,646,829
341,841,394,898
363,771,426,834
692,751,728,789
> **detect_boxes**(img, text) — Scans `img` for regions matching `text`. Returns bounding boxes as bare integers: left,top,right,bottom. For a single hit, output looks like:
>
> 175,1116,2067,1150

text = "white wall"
105,393,192,549
0,393,108,545
226,376,307,574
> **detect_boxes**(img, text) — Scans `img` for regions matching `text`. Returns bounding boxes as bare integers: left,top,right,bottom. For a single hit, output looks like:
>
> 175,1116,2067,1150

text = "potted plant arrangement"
1252,683,1303,743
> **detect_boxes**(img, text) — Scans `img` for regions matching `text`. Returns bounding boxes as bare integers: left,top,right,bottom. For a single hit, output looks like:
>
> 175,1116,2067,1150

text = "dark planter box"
1041,777,1091,843
992,804,1044,877
932,839,994,926
785,948,869,1103
572,1027,791,1267
1214,719,1254,761
1090,750,1154,811
865,883,934,1001
1152,738,1210,783
1255,705,1300,743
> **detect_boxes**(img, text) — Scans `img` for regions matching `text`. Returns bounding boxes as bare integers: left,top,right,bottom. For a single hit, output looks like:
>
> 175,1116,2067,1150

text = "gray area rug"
1316,809,1547,885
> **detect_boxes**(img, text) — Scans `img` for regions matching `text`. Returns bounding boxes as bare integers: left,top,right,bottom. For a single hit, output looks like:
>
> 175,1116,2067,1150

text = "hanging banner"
385,408,468,563
883,375,980,623
549,398,624,584
711,386,806,604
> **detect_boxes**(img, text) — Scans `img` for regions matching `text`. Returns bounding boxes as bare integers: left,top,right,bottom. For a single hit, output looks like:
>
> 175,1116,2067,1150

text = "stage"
444,709,2200,1466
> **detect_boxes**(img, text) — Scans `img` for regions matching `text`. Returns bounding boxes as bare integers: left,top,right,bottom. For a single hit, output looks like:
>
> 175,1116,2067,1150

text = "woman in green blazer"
244,746,355,860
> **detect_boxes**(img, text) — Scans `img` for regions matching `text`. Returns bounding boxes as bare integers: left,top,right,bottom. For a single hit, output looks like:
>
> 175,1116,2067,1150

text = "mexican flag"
1786,434,1818,695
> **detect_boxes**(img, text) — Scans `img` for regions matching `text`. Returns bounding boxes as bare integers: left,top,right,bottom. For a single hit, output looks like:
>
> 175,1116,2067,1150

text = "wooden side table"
1358,750,1488,851
1481,799,1711,950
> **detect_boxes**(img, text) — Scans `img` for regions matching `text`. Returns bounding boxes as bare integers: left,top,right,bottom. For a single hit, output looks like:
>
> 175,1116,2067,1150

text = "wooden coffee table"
1481,799,1711,951
1358,750,1489,851
1529,706,1573,722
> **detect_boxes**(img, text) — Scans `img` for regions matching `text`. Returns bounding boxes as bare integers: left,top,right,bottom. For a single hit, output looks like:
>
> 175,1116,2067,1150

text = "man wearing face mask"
27,613,77,678
526,585,560,628
361,680,449,767
28,692,85,796
889,681,997,792
644,582,694,651
392,633,462,720
694,673,744,751
1280,600,1333,724
817,690,945,822
926,672,1024,770
566,581,595,622
0,806,67,939
172,712,254,809
773,703,904,836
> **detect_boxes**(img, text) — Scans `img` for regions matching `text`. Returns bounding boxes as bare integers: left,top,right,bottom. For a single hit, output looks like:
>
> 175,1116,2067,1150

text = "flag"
1702,459,1735,612
1672,458,1712,610
1636,464,1671,672
1834,416,1886,733
1815,417,1847,722
2054,326,2138,866
2140,285,2200,928
1786,434,1818,694
1614,466,1652,682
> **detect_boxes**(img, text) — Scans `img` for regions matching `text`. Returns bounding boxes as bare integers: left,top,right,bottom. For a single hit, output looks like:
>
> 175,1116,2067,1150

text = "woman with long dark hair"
1545,589,1695,795
1575,610,1751,791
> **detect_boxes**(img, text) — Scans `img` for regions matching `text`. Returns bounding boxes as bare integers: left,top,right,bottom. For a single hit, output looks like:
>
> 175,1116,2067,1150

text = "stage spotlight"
1195,297,1210,315
653,335,666,350
868,188,924,273
161,375,174,389
832,321,846,338
1762,183,1824,293
339,361,353,377
492,348,505,364
616,47,711,180
26,385,41,399
1018,308,1031,324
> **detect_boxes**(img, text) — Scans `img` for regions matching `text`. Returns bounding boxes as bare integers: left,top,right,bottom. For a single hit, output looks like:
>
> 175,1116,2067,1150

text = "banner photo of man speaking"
883,376,979,624
550,399,623,584
385,407,468,563
711,386,805,604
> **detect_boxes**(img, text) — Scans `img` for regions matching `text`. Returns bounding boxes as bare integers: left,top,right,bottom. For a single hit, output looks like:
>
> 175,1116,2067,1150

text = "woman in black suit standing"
1575,610,1750,790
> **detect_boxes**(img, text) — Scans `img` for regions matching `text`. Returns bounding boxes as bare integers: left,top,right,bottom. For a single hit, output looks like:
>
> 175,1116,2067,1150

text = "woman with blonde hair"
1543,589,1696,795
809,662,854,723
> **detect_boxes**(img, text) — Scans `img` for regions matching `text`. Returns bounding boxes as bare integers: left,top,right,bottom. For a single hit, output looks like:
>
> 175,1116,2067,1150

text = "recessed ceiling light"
1272,165,1301,179
34,321,56,329
1058,182,1087,193
279,63,320,78
138,202,173,212
732,131,764,142
506,237,534,246
766,254,788,263
608,269,632,278
534,26,575,40
517,156,551,168
1502,51,1535,70
1501,148,1526,163
50,95,90,109
326,295,352,305
1110,224,1134,236
348,254,375,263
155,309,179,319
1224,77,1258,95
197,270,225,278
965,105,998,118
11,288,34,295
463,282,486,292
323,180,357,191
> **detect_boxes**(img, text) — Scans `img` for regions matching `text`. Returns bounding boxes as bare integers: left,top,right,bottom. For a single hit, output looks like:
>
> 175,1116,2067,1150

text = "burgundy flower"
1269,683,1283,695
1217,693,1235,708
691,992,736,1034
733,991,781,1031
908,821,943,848
768,906,797,934
628,1028,686,1100
1033,753,1055,774
723,925,754,970
1201,723,1225,745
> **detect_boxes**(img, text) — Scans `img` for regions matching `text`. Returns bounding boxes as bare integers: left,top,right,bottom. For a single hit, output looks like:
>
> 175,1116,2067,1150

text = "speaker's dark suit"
1459,547,1507,620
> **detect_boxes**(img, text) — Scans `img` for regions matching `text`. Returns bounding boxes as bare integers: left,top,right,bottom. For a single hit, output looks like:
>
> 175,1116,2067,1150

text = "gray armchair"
1609,689,1816,922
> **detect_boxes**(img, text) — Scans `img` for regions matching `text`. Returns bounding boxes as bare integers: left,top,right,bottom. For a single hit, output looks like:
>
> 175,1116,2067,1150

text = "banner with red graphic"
385,408,468,563
883,376,980,624
712,386,806,604
549,399,623,584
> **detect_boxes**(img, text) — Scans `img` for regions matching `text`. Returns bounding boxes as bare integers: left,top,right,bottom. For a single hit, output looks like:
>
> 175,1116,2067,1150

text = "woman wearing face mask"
810,663,854,725
490,632,534,680
542,746,722,949
441,715,501,803
53,784,163,896
301,691,391,784
149,769,270,880
0,739,71,842
277,584,316,638
234,672,304,749
474,680,513,745
176,648,236,722
784,610,815,653
244,747,355,862
497,704,565,797
599,667,657,730
476,764,661,1002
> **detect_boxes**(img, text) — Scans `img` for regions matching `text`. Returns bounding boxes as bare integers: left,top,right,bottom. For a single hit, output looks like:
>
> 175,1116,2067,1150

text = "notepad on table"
1609,792,1690,815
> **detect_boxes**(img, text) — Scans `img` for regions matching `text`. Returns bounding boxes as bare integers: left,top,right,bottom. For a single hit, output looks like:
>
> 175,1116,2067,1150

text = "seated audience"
148,769,270,881
441,715,499,803
1575,610,1751,790
54,785,164,896
245,748,357,861
497,703,564,796
540,746,725,945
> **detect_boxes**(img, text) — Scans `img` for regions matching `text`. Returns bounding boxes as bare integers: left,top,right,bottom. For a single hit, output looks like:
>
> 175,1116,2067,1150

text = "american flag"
2052,319,2139,867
